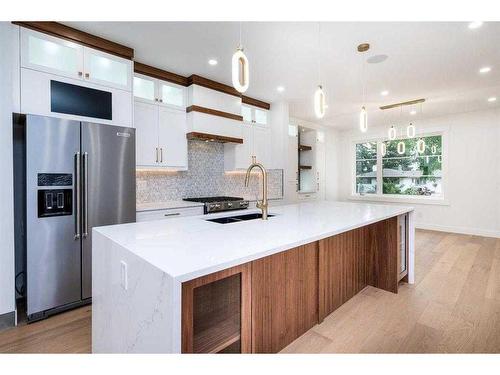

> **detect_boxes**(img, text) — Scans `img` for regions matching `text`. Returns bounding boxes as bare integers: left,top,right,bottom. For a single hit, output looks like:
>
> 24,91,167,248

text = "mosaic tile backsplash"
136,140,283,203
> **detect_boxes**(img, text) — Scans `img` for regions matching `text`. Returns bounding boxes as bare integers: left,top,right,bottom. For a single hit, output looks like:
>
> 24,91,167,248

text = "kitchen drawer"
298,192,317,201
136,206,203,222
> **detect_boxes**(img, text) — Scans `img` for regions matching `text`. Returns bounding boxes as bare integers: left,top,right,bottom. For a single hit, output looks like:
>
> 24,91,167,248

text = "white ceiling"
66,21,500,129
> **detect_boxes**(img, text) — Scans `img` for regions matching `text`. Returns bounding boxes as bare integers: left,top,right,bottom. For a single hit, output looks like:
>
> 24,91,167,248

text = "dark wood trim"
134,61,188,86
241,96,271,110
187,132,244,144
13,21,134,60
186,105,243,122
187,75,241,97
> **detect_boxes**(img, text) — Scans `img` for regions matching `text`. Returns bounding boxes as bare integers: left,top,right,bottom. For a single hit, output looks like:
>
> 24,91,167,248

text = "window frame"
350,128,449,205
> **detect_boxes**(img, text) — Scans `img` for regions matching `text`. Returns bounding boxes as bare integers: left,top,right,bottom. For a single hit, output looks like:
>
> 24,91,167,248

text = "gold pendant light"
232,22,249,93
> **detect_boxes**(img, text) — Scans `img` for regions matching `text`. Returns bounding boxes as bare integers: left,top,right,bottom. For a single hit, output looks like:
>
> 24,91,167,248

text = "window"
355,142,377,194
354,134,443,198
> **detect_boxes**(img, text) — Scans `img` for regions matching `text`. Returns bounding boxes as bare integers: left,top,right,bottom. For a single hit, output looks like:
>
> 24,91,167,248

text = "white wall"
332,108,500,238
0,23,18,315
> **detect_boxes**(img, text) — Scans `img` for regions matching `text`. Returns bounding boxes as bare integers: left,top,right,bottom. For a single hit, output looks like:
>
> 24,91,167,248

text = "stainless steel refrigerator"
22,115,136,321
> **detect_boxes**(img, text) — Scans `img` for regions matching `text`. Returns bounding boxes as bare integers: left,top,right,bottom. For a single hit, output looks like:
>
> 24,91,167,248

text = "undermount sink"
206,213,275,224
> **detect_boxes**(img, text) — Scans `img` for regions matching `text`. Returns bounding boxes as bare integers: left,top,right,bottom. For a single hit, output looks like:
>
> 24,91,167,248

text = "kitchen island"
92,201,414,353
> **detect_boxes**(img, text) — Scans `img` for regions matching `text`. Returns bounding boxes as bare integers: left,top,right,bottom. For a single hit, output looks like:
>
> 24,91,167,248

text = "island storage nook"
92,201,414,353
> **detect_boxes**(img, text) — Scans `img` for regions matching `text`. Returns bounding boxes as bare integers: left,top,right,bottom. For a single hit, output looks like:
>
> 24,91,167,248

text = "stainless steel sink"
206,213,275,224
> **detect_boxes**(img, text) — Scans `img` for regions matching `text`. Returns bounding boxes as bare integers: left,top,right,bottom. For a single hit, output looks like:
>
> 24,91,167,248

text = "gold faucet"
245,156,268,220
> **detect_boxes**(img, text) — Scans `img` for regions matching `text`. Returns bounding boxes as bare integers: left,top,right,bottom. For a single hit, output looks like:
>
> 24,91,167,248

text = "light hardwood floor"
0,230,499,354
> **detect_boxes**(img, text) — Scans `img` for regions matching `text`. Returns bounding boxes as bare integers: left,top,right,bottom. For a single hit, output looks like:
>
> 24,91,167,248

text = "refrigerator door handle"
74,152,81,240
83,152,89,238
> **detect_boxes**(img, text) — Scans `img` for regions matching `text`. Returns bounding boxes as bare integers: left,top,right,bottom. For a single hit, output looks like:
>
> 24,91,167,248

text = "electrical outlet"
120,261,128,290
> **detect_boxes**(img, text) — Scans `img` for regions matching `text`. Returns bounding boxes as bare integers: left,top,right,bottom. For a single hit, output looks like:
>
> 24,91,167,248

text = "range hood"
186,132,243,144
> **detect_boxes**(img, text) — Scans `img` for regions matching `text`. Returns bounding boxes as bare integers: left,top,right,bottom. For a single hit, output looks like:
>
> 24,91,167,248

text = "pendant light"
397,141,406,155
358,43,370,132
388,126,396,140
407,122,415,138
232,22,249,93
431,145,437,154
314,23,326,119
380,142,387,157
417,138,426,154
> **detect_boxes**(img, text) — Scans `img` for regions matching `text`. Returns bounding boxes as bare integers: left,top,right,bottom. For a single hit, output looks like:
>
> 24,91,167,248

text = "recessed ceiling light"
410,110,417,115
487,97,497,102
277,86,285,92
208,59,218,66
380,90,389,96
468,21,483,29
479,66,491,74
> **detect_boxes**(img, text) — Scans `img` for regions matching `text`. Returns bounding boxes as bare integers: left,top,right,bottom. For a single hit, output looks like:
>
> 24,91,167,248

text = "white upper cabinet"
254,108,268,126
134,99,188,170
83,47,132,91
21,28,132,92
21,28,84,80
133,74,185,109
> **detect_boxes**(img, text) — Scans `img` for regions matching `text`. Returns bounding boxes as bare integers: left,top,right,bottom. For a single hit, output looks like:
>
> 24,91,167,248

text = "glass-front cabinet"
133,74,185,109
241,104,268,126
21,28,84,79
21,28,133,91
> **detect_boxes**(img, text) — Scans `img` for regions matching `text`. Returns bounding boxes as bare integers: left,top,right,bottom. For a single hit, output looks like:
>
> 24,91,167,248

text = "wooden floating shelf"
299,165,312,170
298,145,312,151
187,132,243,144
194,317,241,354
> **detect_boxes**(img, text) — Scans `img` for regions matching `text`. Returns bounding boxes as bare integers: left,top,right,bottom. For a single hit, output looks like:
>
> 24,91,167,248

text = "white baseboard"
415,223,500,239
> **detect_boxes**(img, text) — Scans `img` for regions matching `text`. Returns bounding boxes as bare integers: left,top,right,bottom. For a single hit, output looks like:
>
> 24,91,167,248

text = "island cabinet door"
251,242,319,353
181,264,252,353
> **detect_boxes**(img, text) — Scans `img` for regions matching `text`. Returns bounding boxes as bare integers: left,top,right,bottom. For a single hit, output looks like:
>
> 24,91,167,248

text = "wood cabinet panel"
182,264,251,353
319,218,399,321
251,242,318,353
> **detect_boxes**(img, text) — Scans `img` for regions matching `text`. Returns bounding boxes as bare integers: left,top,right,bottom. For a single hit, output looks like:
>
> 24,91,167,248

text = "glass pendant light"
407,122,416,138
388,126,396,140
380,142,387,156
314,23,326,119
431,145,437,154
358,43,370,132
417,138,426,154
314,85,326,118
359,106,368,132
232,22,249,93
397,141,406,155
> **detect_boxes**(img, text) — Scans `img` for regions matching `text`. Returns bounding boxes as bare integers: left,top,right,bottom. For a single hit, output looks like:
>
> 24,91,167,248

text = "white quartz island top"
95,201,413,282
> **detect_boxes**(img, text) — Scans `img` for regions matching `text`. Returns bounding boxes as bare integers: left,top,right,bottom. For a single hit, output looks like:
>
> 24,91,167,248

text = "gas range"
183,196,249,214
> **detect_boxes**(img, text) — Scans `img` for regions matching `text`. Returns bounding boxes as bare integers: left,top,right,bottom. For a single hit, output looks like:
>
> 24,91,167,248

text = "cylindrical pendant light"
388,126,396,140
397,141,406,155
232,23,249,93
407,122,415,138
314,85,326,119
417,138,426,154
359,106,368,132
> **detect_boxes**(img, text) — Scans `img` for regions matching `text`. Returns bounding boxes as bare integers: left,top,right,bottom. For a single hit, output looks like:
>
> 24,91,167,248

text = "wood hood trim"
186,105,243,122
13,21,134,60
187,75,240,98
187,132,244,144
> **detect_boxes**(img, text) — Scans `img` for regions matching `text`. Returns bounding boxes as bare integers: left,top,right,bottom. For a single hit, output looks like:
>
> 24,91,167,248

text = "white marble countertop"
95,201,413,282
136,200,205,212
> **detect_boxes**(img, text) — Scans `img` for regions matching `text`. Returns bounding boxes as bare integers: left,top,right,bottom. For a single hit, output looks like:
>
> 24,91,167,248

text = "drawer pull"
164,212,180,217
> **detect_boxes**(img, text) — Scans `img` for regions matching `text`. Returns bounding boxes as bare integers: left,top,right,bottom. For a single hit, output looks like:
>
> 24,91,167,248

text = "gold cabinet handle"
85,72,90,79
155,147,159,163
160,148,163,163
78,71,83,77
